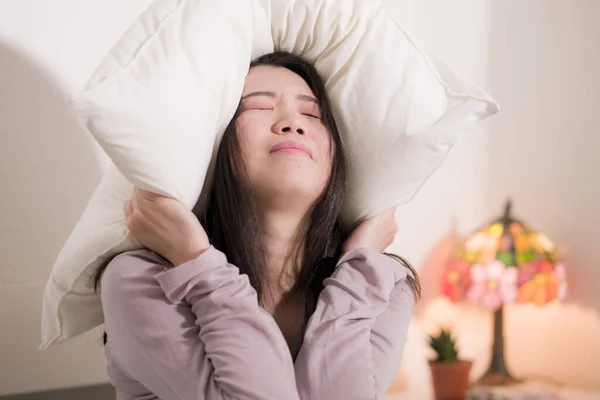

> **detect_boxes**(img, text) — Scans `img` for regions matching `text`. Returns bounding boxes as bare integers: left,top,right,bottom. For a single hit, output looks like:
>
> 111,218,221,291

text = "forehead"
243,65,313,95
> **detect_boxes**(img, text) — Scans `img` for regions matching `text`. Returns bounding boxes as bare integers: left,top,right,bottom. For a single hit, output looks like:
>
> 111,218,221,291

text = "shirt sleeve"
100,246,300,400
294,247,415,400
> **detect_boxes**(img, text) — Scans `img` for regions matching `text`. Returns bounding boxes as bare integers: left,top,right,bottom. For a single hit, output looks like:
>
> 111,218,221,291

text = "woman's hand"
124,187,210,267
342,208,398,254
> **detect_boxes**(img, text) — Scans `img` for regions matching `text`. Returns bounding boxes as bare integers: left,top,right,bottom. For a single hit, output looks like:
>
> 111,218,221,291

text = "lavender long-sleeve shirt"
100,245,414,400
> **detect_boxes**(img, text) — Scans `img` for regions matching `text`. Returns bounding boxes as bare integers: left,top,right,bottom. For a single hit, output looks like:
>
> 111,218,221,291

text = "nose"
273,117,305,136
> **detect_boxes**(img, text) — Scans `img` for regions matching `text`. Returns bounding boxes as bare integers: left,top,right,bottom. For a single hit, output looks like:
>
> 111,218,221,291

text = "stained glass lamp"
442,200,567,386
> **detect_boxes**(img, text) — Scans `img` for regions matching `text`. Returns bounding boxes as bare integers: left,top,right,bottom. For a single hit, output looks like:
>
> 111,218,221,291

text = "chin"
256,171,326,204
277,177,321,197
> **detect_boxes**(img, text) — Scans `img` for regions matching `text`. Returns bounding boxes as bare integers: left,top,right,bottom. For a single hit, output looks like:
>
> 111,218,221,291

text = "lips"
270,140,313,158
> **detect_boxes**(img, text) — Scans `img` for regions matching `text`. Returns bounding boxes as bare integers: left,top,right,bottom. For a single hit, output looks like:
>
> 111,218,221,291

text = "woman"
93,51,420,400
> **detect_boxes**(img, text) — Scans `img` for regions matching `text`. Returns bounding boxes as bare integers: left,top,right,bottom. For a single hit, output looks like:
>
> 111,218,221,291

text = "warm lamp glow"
443,205,567,310
440,200,570,386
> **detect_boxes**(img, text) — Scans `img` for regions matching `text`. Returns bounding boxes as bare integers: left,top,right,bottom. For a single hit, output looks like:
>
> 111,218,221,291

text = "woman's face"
236,65,333,205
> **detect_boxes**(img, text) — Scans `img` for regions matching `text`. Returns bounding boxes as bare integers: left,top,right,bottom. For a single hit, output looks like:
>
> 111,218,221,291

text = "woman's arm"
101,246,299,400
294,248,414,400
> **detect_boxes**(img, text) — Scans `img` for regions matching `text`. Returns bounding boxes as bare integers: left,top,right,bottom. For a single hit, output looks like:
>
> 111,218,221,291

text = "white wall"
487,0,600,388
383,0,498,396
0,0,598,396
0,0,154,395
384,0,600,395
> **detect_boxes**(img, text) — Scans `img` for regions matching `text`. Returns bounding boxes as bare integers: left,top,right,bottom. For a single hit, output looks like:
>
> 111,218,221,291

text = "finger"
124,205,134,231
376,207,395,220
124,200,132,218
129,188,137,206
134,187,147,204
136,187,160,202
134,187,149,204
131,188,143,217
387,233,395,248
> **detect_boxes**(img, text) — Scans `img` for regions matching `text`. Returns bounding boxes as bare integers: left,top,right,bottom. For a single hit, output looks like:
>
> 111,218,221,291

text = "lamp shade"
443,200,567,310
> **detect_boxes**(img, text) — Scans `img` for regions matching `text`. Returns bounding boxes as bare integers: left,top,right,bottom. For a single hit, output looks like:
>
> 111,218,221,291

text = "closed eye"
303,113,321,120
242,107,274,112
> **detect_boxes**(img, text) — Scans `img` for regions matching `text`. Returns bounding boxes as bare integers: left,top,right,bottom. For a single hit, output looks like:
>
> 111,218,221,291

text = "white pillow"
40,0,498,349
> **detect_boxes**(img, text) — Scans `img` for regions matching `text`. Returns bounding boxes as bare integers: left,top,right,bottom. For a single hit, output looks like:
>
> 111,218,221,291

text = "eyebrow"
241,91,318,104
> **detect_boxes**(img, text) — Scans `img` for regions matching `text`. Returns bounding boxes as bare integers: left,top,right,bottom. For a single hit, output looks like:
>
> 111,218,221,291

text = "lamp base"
475,371,524,387
475,306,524,388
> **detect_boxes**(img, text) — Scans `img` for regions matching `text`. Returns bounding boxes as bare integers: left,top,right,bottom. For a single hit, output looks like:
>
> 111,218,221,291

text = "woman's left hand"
342,207,398,254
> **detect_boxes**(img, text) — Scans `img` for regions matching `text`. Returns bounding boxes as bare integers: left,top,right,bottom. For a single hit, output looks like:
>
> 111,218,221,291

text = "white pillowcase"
40,0,498,349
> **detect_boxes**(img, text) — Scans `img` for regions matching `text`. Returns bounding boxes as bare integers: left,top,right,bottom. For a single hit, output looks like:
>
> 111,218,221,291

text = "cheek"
236,116,265,158
312,129,335,186
314,128,334,165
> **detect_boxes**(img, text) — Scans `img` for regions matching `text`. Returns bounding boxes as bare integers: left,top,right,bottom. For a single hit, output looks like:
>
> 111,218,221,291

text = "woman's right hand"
124,187,210,267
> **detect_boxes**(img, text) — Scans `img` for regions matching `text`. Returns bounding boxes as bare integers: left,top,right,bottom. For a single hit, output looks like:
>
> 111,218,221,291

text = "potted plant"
428,328,473,400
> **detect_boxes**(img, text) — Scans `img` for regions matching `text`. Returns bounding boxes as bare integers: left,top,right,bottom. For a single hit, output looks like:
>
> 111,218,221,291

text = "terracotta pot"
429,360,473,400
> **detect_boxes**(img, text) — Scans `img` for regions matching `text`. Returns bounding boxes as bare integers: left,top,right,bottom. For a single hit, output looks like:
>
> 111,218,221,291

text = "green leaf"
428,328,460,362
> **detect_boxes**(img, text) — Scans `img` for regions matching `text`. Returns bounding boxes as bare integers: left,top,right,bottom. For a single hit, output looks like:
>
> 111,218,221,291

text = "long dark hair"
92,51,420,345
201,52,348,326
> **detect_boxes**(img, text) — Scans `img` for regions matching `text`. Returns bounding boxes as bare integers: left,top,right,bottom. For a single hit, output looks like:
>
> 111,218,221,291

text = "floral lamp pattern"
443,205,567,311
